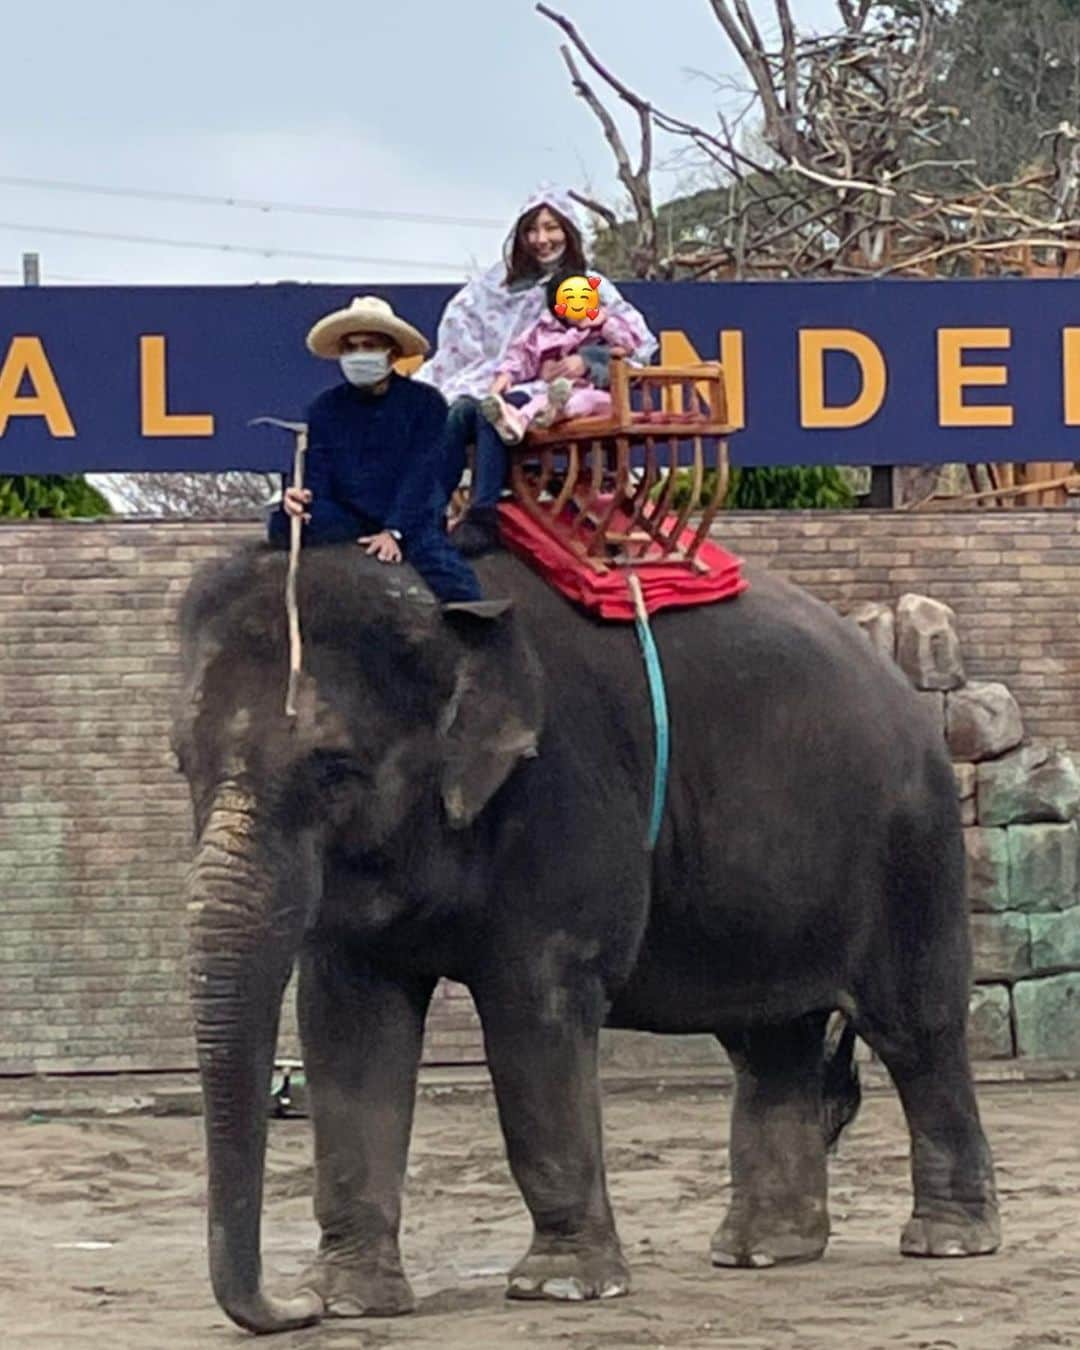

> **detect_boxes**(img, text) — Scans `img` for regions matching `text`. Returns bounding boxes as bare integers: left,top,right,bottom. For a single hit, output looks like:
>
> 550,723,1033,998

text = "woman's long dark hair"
504,203,587,287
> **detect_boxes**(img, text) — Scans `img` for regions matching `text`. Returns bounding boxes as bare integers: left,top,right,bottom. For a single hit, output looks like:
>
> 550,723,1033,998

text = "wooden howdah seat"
507,356,736,575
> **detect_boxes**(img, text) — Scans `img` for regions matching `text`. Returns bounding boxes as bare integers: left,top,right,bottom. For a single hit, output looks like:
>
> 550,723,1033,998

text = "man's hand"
544,354,587,381
358,530,403,564
283,486,312,522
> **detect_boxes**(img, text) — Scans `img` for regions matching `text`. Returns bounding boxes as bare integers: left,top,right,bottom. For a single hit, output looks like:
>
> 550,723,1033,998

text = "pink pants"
518,386,612,426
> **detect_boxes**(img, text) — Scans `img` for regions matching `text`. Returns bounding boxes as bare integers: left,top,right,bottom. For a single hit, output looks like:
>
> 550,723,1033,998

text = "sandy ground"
1,1080,1078,1349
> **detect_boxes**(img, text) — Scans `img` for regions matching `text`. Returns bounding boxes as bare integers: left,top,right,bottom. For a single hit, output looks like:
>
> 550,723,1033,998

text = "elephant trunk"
187,782,322,1335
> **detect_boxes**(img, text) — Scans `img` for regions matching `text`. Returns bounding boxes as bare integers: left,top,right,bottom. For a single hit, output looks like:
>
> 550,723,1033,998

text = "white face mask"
340,349,392,387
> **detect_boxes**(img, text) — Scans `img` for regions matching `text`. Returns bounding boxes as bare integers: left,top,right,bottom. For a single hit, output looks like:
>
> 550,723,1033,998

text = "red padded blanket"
497,502,748,621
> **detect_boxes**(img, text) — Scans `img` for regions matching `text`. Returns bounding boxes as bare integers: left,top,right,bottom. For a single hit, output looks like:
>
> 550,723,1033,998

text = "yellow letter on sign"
659,330,745,428
937,328,1013,427
1064,329,1080,426
799,330,886,429
140,335,215,436
0,337,76,437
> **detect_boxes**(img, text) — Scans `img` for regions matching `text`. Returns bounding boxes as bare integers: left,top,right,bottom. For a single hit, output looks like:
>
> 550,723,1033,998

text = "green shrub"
0,475,112,519
662,464,855,510
725,465,855,509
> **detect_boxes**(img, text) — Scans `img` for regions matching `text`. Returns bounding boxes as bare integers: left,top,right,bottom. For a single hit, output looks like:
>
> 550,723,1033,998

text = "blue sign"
1,279,1078,472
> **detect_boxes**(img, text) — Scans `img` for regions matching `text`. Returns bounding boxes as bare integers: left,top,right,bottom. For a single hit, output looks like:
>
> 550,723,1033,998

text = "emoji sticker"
553,274,602,324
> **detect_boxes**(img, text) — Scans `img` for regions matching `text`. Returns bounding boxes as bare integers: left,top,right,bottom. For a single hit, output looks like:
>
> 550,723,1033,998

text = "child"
479,272,643,445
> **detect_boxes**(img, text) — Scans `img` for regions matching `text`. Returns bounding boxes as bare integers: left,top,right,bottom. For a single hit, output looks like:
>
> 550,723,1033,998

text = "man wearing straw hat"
268,295,504,612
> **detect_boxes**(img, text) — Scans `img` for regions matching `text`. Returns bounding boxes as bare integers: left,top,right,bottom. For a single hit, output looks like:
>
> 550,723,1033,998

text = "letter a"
0,337,76,437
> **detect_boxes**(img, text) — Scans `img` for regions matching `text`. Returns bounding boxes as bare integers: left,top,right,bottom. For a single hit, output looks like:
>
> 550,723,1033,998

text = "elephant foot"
901,1209,1001,1259
711,1207,828,1269
295,1251,416,1319
506,1238,631,1303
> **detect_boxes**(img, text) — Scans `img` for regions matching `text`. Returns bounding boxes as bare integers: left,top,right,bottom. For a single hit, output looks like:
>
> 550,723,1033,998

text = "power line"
0,221,465,271
0,174,506,230
0,265,104,282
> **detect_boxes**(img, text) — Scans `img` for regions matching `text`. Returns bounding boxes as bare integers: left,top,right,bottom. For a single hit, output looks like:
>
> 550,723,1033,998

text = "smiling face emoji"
553,274,602,325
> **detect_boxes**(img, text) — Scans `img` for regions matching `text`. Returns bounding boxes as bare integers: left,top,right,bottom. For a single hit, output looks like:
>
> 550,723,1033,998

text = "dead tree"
539,2,1080,503
538,2,1080,282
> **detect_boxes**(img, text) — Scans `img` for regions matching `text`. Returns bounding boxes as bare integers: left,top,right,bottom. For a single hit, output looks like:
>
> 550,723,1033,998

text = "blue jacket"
269,374,450,545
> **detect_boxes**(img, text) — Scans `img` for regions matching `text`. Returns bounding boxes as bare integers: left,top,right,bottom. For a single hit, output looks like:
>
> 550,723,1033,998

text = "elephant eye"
310,751,371,789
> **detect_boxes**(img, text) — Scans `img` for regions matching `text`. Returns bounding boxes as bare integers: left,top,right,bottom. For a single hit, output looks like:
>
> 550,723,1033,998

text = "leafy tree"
934,0,1080,183
0,475,112,519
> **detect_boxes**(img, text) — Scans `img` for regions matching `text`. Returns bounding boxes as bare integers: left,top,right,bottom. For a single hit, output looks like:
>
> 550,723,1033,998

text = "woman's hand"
490,373,511,396
283,487,312,522
358,531,403,564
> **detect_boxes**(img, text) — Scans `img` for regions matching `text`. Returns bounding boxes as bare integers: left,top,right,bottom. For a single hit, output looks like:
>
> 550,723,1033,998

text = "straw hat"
306,295,430,360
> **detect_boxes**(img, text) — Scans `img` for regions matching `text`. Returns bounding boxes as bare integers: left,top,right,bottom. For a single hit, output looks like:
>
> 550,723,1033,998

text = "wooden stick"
908,472,1080,510
285,426,307,718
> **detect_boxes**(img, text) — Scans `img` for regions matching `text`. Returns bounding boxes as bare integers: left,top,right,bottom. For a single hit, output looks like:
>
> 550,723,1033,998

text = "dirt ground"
1,1080,1078,1350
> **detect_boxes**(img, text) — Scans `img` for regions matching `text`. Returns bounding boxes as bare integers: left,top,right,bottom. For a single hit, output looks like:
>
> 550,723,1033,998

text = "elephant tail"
822,1015,862,1151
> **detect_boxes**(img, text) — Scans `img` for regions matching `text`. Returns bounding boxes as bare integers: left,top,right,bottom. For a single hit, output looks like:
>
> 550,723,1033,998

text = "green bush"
663,464,855,510
725,465,855,509
0,475,112,519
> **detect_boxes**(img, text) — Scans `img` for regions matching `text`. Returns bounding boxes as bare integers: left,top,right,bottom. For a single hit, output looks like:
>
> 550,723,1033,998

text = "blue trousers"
442,392,531,510
267,505,482,603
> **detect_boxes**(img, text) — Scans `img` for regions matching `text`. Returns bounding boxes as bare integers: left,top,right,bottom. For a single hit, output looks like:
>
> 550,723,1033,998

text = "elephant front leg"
712,1015,832,1268
476,979,630,1303
294,945,434,1318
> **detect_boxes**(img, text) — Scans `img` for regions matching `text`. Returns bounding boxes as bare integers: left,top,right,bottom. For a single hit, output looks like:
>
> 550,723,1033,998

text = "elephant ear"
438,610,543,830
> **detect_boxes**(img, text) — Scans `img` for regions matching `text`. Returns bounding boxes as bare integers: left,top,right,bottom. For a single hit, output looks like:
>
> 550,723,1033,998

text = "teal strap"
628,575,670,851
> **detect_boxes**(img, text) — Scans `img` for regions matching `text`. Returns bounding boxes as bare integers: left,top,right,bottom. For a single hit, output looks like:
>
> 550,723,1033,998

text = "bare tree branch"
774,0,800,118
537,4,660,275
567,188,618,229
707,0,795,157
542,0,1080,287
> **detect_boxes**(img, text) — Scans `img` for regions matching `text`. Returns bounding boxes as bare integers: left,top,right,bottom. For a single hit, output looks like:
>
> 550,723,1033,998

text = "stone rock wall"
852,594,1080,1060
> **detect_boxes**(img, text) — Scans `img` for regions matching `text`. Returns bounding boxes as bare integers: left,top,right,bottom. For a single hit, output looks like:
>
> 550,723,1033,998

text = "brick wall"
1,511,1078,1073
721,510,1080,748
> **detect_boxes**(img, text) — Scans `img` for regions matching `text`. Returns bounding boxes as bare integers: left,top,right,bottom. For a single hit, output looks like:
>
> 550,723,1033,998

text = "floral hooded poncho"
414,185,657,404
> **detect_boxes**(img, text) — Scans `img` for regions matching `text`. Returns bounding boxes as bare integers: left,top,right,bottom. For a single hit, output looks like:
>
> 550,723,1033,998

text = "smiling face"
524,207,567,266
552,274,602,325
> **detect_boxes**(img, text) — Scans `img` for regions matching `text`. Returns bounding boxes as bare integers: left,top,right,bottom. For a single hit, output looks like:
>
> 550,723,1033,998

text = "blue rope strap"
628,574,670,852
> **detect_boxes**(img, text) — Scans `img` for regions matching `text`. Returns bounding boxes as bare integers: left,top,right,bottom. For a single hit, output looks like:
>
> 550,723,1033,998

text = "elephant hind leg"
712,1012,832,1269
856,1017,1000,1259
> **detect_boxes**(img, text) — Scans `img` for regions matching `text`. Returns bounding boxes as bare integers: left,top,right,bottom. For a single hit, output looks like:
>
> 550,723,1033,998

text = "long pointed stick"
249,417,309,718
284,427,307,718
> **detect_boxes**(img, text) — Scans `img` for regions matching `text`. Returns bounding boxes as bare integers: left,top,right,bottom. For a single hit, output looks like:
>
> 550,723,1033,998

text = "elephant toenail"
542,1277,586,1300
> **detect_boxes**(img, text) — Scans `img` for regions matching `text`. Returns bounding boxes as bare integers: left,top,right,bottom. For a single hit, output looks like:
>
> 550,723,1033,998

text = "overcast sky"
2,0,840,287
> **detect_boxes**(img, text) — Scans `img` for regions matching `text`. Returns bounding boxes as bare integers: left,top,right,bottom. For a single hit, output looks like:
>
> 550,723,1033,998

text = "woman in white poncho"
415,185,658,556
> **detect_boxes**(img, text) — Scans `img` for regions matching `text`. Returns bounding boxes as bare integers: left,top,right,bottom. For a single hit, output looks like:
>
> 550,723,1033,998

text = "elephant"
173,541,1000,1335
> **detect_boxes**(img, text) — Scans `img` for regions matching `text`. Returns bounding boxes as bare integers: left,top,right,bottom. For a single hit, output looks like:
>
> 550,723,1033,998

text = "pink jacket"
497,309,644,386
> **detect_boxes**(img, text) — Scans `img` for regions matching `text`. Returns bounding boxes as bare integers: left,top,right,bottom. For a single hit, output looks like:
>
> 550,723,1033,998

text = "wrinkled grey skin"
174,545,999,1335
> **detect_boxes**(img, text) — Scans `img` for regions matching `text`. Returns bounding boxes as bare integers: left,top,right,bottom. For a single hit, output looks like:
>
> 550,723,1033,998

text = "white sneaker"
480,394,524,446
531,377,573,429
